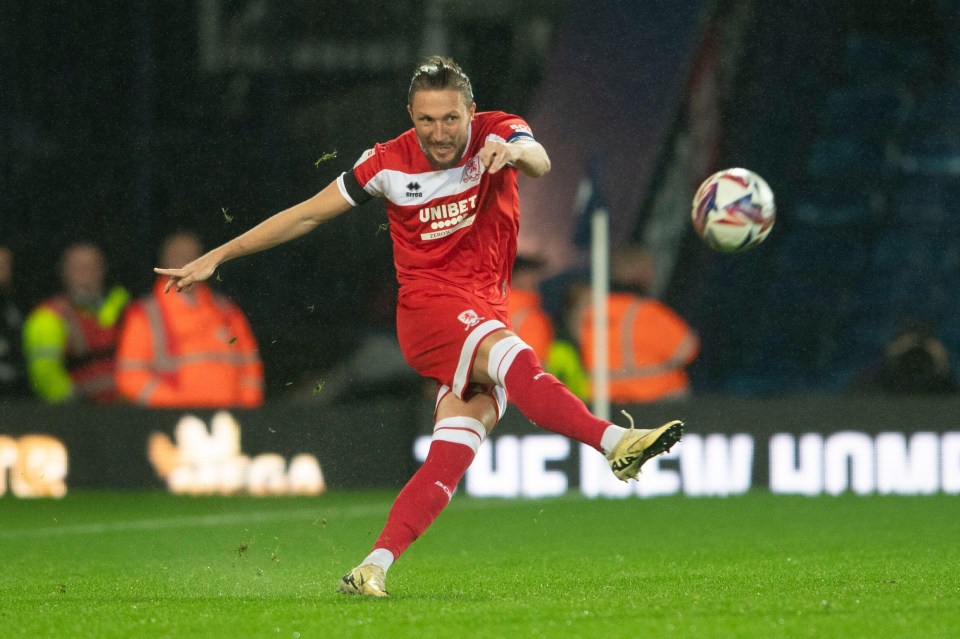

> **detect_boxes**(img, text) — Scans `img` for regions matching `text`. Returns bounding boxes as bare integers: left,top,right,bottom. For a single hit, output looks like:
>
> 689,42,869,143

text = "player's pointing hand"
479,139,518,175
478,139,550,178
154,252,219,293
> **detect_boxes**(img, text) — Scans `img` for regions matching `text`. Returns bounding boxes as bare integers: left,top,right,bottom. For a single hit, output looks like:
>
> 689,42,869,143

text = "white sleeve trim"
336,173,360,207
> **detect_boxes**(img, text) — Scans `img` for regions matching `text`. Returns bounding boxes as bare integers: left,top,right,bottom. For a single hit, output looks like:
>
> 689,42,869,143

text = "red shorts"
397,283,509,402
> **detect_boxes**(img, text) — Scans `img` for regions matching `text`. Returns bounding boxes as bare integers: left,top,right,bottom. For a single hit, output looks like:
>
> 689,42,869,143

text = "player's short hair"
408,55,474,106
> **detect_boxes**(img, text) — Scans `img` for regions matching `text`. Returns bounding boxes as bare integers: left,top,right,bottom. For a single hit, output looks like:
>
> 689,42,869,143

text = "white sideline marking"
0,497,523,540
0,505,379,540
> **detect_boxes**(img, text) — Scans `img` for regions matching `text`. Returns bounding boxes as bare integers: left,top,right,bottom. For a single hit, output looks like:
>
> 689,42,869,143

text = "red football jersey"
337,111,535,310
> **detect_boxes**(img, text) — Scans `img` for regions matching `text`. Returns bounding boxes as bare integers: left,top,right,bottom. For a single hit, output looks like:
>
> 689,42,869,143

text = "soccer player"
156,56,683,597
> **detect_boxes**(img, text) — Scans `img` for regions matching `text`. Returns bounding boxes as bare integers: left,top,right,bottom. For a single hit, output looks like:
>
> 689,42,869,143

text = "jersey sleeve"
336,146,385,206
337,170,374,206
487,112,536,144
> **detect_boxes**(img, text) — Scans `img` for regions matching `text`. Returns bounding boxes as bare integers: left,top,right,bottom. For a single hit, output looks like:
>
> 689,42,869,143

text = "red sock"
500,346,609,451
372,431,478,559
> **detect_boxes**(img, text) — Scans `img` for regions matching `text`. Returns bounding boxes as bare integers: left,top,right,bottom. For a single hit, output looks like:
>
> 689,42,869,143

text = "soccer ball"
691,168,776,253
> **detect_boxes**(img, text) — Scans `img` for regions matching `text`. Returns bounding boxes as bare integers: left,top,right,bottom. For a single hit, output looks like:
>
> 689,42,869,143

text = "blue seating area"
888,178,960,229
806,136,893,179
798,22,960,390
913,83,960,121
791,181,879,228
682,1,960,395
841,33,935,83
818,86,912,137
897,128,960,176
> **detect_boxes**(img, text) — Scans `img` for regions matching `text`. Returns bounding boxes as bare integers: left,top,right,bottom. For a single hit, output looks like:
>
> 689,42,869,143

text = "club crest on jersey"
462,155,484,184
457,309,484,330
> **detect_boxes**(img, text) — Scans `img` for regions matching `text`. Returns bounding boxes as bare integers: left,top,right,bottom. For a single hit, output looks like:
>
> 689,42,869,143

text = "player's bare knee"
436,391,499,433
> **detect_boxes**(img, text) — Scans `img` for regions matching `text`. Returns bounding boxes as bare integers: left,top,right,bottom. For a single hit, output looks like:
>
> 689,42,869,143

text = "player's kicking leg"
478,330,683,480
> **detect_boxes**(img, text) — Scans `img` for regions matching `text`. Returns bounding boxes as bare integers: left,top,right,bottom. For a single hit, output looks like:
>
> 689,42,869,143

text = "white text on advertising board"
415,431,960,498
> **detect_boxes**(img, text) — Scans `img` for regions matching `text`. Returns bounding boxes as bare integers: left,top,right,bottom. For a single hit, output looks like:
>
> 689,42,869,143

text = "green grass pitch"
1,491,957,638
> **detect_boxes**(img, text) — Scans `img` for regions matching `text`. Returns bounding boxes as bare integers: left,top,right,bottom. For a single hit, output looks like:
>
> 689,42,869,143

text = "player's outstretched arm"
480,139,551,178
155,180,352,293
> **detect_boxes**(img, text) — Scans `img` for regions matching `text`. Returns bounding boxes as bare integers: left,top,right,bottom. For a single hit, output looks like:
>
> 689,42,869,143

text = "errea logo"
406,181,423,198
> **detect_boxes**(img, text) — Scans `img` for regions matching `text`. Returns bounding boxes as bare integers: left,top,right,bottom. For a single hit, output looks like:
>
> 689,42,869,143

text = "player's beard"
419,135,468,170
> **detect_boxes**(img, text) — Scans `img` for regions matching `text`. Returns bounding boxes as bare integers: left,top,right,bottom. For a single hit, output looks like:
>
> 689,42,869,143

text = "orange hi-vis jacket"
507,288,554,363
116,280,264,408
580,292,699,403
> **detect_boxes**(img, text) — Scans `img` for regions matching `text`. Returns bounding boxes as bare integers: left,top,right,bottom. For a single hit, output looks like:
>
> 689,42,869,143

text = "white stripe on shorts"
492,385,507,420
452,319,506,398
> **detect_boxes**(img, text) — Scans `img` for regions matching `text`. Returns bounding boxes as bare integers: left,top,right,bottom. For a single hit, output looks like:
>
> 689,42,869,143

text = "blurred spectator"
0,245,29,397
577,246,699,403
22,242,130,403
508,254,554,362
852,319,958,394
116,231,264,407
545,277,592,401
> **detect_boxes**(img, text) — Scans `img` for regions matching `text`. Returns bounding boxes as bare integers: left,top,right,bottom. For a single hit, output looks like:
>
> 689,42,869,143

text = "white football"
691,168,776,253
